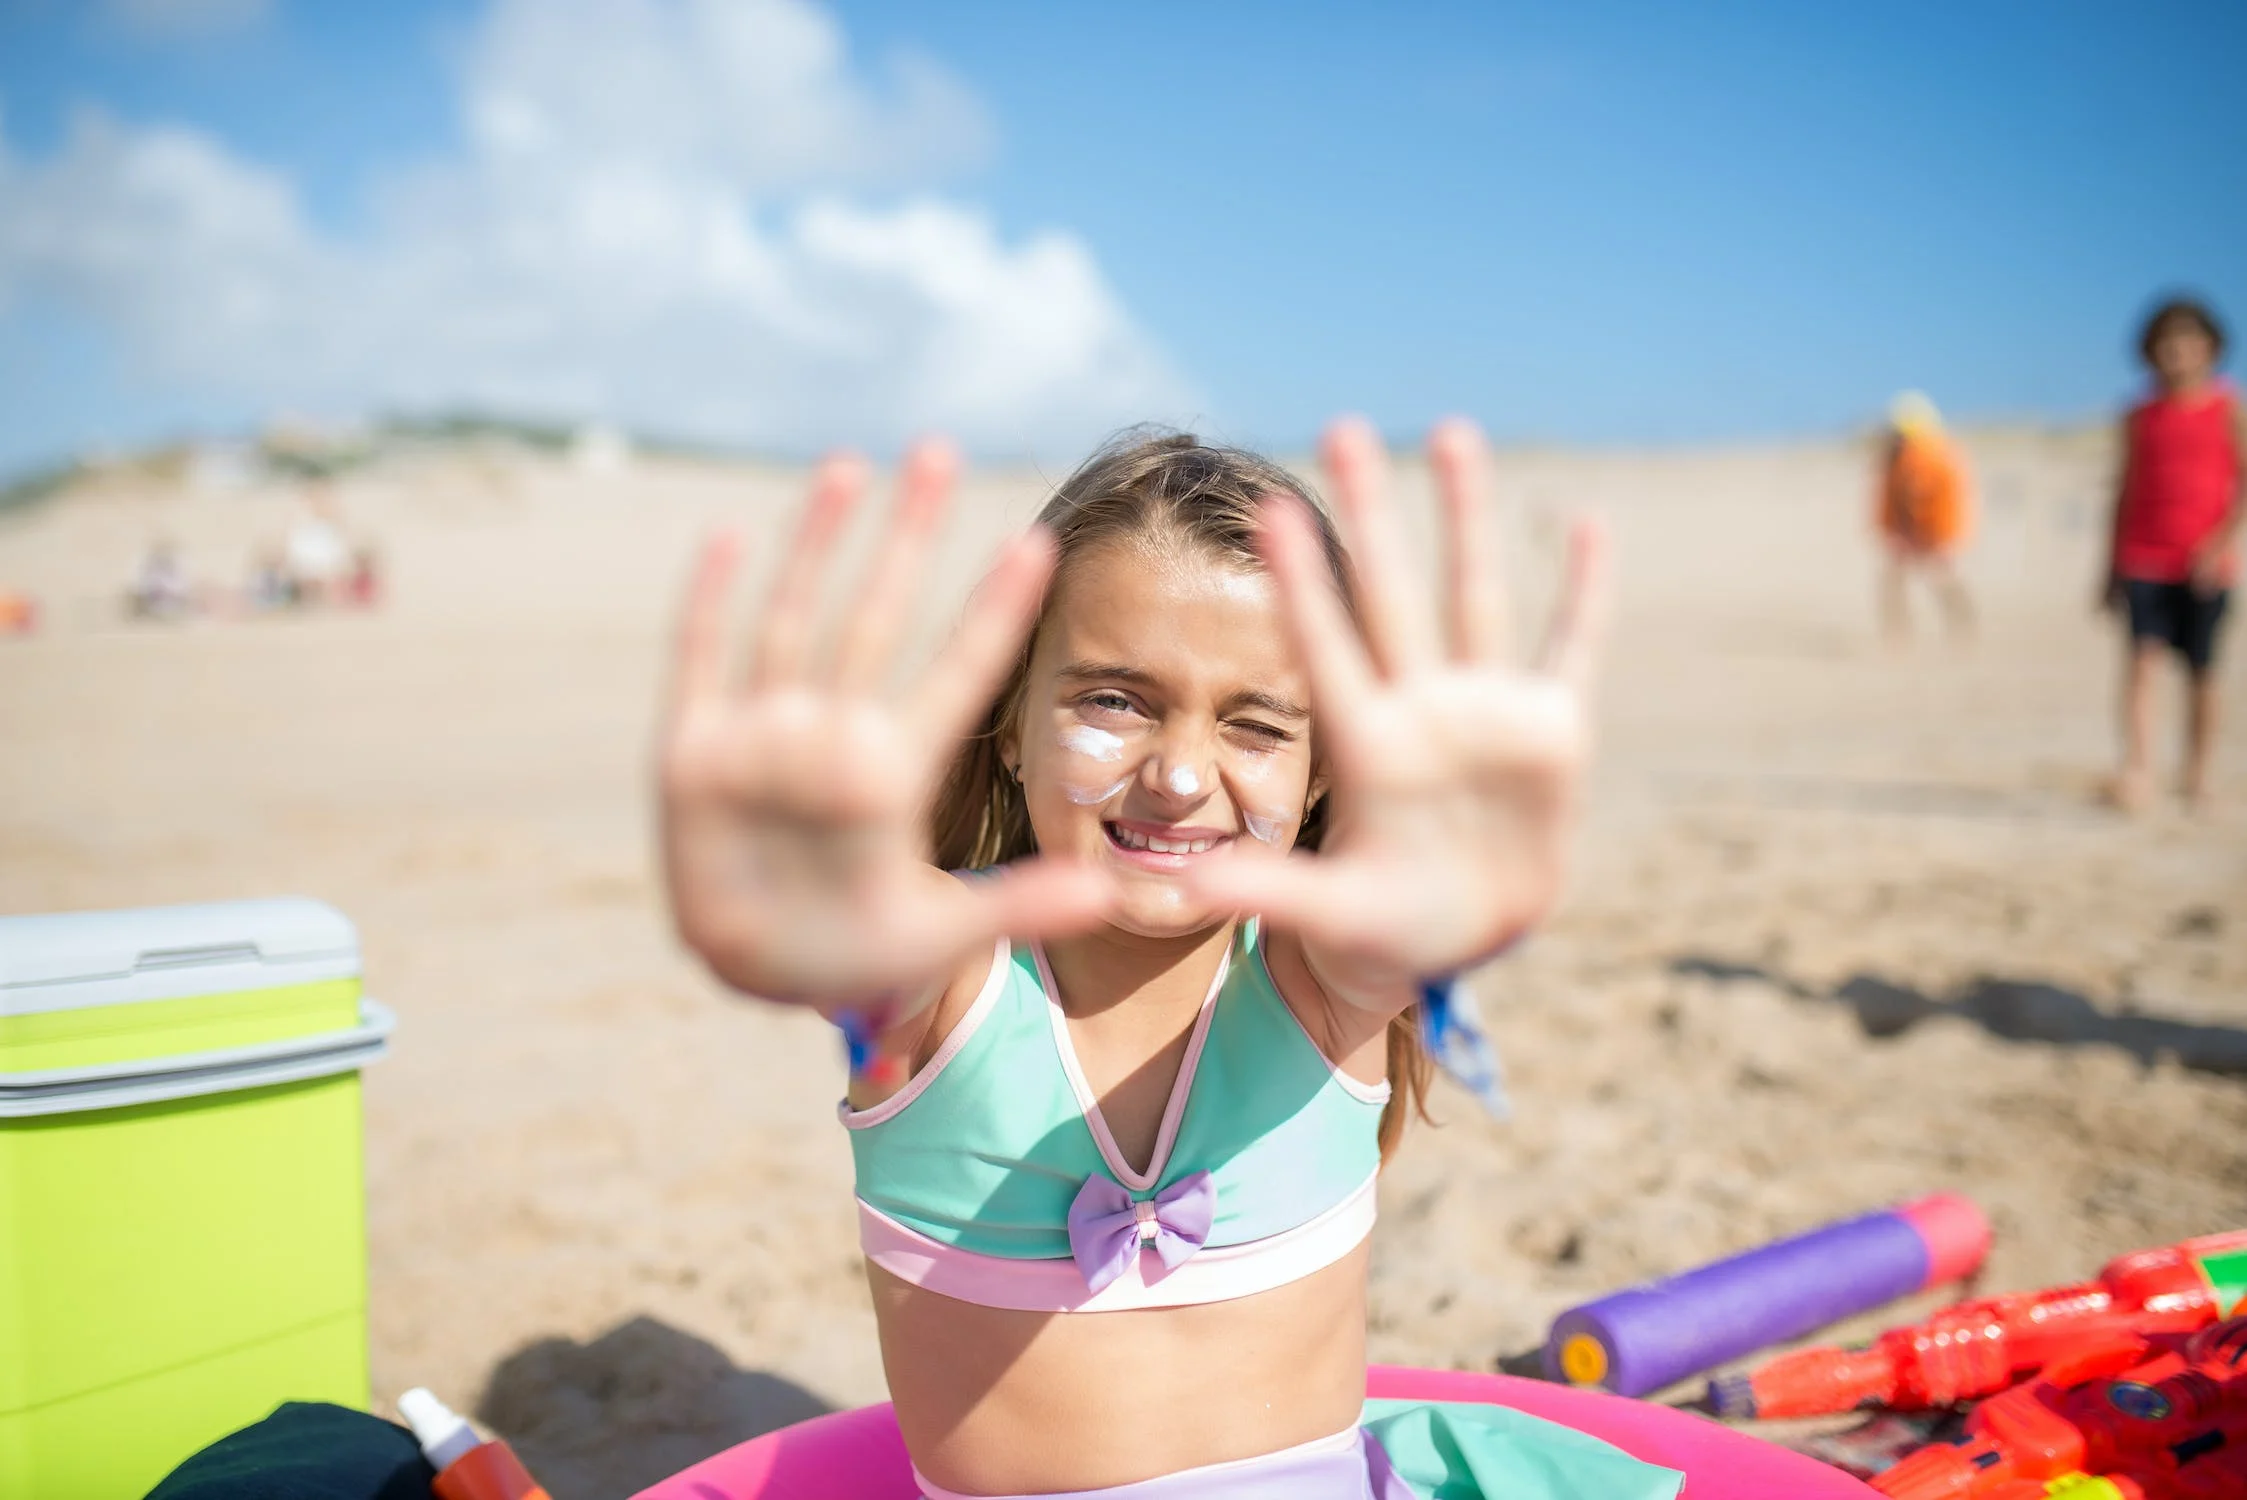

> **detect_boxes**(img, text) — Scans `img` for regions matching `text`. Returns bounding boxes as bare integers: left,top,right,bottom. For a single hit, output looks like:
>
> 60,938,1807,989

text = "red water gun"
1711,1229,2247,1419
1979,1454,2247,1500
1869,1315,2247,1499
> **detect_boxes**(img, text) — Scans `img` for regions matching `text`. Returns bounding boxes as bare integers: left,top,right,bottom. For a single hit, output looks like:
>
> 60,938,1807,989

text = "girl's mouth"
1103,819,1233,862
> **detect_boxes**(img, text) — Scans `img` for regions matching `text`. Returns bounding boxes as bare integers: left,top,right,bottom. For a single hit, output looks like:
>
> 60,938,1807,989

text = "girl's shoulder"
2132,379,2241,420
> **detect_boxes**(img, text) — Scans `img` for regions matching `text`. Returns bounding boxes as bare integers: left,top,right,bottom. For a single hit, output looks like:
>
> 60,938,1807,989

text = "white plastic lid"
0,898,360,1016
397,1387,482,1471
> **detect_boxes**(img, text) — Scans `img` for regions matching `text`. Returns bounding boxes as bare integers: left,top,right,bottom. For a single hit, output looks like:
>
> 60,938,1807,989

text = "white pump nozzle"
398,1386,482,1472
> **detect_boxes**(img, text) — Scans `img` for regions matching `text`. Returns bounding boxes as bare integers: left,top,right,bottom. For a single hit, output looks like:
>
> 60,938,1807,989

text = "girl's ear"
998,727,1021,780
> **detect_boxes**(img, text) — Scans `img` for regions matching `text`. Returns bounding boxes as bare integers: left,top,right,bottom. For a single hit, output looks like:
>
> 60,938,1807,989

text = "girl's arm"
2189,399,2247,591
1187,419,1607,1055
658,444,1111,1025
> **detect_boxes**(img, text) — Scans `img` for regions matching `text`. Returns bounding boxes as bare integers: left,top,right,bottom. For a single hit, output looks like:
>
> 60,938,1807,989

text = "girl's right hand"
659,442,1112,1011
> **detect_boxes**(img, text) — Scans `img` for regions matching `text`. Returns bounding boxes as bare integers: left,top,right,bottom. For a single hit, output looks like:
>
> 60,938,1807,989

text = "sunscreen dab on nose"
1167,765,1202,797
399,1387,553,1500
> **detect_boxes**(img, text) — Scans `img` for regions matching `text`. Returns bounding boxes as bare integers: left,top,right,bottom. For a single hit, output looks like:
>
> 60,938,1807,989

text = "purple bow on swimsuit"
1067,1170,1216,1293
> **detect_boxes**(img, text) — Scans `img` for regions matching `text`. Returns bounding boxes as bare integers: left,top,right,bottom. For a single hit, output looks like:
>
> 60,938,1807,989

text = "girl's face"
1007,536,1323,940
2151,323,2217,390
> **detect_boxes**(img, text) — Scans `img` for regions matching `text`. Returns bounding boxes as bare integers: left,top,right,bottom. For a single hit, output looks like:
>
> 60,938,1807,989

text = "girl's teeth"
1113,827,1216,855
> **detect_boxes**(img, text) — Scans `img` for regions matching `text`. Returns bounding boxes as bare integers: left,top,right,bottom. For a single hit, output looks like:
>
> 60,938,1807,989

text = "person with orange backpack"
1875,391,1976,645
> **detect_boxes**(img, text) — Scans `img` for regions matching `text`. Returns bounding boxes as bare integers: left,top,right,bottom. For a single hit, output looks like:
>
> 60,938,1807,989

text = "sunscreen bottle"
398,1387,553,1500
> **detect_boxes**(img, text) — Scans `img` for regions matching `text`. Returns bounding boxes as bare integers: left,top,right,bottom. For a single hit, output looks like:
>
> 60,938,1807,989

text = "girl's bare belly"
869,1240,1371,1495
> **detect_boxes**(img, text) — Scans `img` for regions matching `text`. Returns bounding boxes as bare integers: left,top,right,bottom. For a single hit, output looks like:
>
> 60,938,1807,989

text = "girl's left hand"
1182,416,1609,1005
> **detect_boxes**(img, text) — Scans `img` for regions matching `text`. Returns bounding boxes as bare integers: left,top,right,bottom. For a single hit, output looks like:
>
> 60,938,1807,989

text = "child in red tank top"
2102,298,2244,811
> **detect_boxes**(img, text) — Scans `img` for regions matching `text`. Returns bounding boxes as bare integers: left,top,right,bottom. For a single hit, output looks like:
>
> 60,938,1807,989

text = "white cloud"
0,0,1186,452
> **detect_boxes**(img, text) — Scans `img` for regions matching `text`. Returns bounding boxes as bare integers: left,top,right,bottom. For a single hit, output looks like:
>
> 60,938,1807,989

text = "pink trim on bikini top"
858,1168,1378,1313
1031,939,1222,1191
845,924,1387,1308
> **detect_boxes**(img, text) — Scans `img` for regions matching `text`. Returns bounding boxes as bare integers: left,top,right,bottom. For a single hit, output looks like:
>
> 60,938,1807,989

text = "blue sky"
1,0,2242,474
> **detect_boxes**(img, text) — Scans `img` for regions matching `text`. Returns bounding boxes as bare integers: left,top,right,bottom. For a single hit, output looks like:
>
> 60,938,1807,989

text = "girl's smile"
1102,816,1234,862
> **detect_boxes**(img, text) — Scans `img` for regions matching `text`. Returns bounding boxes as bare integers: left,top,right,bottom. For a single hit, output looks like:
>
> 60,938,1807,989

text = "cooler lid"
0,898,361,1017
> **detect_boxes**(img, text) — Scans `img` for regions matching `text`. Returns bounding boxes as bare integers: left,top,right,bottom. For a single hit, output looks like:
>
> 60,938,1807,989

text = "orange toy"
1871,1315,2247,1499
1715,1229,2247,1419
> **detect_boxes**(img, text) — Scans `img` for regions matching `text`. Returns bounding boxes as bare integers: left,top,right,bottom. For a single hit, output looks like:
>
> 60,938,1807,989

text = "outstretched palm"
660,444,1108,1008
1184,418,1609,996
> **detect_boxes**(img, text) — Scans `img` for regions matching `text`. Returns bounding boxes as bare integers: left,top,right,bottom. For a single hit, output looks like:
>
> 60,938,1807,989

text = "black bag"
144,1402,438,1500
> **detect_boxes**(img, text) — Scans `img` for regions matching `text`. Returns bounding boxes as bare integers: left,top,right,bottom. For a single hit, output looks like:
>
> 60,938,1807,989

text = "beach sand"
3,432,2242,1496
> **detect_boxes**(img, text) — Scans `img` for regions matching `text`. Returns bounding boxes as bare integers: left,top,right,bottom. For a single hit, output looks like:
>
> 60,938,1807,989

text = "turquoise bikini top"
842,920,1389,1312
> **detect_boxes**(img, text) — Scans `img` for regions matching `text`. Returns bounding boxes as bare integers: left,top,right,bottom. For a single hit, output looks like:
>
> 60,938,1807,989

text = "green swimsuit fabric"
1363,1400,1686,1500
848,921,1386,1255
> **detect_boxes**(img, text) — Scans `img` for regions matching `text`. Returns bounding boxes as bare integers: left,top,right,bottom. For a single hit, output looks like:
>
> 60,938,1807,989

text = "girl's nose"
1148,742,1212,802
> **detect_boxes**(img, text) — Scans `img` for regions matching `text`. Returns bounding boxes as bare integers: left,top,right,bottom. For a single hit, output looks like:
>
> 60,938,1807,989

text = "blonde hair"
1888,390,1942,435
927,427,1434,1159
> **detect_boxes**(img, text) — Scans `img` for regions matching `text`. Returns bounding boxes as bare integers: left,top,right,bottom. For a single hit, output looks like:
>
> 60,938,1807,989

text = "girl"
2102,297,2242,811
659,422,1679,1498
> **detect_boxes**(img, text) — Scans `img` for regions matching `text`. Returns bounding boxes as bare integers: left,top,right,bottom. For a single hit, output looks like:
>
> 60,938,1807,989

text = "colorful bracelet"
1417,975,1511,1120
833,1005,910,1088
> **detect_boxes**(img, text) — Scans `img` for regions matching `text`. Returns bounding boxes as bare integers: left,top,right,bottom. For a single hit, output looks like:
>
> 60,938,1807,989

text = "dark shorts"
2123,579,2230,673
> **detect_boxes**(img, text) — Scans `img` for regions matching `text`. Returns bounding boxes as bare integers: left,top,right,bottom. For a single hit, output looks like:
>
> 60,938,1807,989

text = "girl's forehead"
1036,540,1302,688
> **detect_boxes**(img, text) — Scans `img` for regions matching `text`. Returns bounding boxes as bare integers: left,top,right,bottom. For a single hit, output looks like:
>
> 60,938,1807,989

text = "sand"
2,430,2242,1497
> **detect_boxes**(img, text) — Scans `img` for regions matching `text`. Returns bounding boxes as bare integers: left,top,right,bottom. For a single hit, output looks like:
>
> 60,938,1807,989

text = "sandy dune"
2,431,2241,1497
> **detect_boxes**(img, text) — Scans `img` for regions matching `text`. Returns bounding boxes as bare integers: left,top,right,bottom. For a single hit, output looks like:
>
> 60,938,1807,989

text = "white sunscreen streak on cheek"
1056,724,1130,805
1223,752,1291,843
1058,725,1124,762
1167,765,1202,797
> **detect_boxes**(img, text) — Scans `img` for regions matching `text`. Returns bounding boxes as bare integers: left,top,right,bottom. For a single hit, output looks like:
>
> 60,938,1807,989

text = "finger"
1258,496,1379,756
912,526,1058,748
1536,515,1613,690
1427,416,1508,663
1319,415,1439,675
667,528,742,719
749,451,867,688
1178,849,1375,947
832,438,958,690
960,858,1117,945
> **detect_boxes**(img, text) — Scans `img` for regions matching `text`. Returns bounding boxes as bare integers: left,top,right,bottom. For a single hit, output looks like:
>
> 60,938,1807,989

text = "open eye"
1079,690,1142,719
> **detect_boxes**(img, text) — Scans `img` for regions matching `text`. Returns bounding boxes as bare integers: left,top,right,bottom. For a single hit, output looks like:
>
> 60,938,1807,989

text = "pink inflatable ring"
631,1365,1875,1499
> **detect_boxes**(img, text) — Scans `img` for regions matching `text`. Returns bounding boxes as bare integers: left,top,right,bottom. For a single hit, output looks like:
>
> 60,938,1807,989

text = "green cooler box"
0,898,394,1498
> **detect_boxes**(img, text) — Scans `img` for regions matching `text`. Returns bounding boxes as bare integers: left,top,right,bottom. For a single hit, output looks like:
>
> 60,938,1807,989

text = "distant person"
2101,297,2242,812
342,544,384,609
1874,391,1975,644
284,484,352,604
0,586,35,636
127,539,194,620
